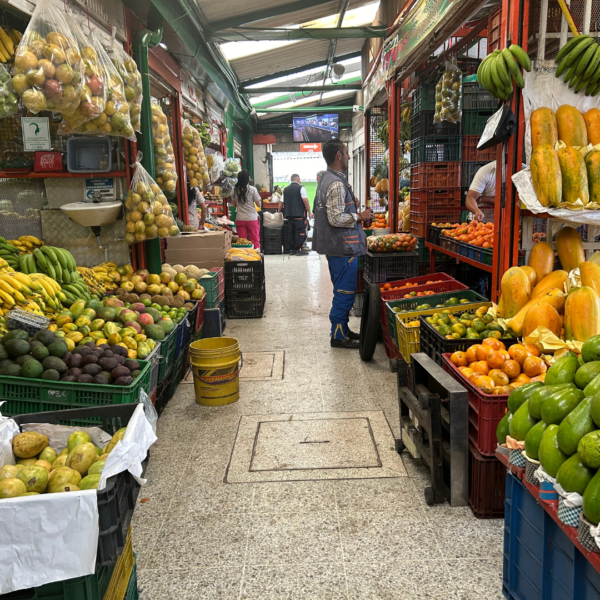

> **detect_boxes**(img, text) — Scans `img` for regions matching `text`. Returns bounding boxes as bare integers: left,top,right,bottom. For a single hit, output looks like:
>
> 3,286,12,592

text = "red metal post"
170,93,189,225
364,109,371,214
388,80,399,233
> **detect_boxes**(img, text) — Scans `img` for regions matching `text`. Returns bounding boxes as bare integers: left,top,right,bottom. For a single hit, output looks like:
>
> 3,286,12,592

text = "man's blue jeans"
327,256,359,339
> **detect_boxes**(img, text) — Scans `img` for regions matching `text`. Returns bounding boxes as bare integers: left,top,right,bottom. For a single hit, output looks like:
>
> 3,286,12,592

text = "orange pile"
371,214,388,229
441,221,494,249
450,341,546,395
380,280,437,297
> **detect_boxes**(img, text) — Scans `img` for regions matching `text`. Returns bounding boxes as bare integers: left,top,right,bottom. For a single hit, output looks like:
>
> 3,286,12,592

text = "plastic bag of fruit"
433,61,462,124
151,100,177,194
182,119,210,188
0,64,18,119
367,233,417,253
110,39,142,132
11,0,85,115
124,154,180,245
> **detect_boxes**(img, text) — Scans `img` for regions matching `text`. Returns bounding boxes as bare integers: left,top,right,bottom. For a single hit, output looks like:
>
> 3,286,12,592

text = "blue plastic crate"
174,313,190,361
503,472,600,600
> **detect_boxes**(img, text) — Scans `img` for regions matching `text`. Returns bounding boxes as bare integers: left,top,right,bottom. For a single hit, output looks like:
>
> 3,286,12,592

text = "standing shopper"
313,139,372,349
232,170,261,249
282,174,313,255
187,184,207,230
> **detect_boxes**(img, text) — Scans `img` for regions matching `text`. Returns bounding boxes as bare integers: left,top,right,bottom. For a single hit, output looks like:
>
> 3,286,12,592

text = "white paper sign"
21,117,51,151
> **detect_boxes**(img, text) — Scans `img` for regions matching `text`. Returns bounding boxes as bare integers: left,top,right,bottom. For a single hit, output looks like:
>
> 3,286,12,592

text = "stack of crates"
225,258,266,319
409,83,463,263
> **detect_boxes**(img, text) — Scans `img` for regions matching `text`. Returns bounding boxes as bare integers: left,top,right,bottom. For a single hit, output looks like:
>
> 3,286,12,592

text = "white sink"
61,202,123,227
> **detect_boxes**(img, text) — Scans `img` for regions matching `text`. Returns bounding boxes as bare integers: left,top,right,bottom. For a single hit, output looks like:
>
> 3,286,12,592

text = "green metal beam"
319,0,350,105
242,82,361,94
210,0,335,31
240,50,361,86
208,26,387,42
256,106,361,113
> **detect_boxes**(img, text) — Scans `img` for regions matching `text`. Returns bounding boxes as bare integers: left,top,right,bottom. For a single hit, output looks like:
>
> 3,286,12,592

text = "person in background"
231,169,261,249
465,161,496,222
281,174,312,256
313,170,325,213
313,139,372,349
187,184,207,230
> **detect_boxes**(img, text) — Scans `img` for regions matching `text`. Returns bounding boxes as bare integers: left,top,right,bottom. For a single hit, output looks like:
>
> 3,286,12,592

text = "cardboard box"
164,230,231,270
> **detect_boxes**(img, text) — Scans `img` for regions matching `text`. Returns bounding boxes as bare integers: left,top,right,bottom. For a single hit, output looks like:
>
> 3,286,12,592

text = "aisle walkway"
132,254,504,599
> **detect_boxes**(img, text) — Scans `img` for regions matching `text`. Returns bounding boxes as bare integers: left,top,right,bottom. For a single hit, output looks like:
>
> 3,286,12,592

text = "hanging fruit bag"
124,155,180,245
182,118,210,187
151,99,178,195
0,64,18,119
110,40,143,132
434,61,463,124
12,0,84,115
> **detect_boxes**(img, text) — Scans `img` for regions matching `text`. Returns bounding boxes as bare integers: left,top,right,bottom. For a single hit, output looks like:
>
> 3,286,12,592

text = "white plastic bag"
110,41,142,132
12,0,85,115
151,100,177,194
182,119,210,187
434,61,462,124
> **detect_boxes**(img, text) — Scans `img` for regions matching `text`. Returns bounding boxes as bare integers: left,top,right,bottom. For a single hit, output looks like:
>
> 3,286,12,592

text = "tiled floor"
132,253,504,599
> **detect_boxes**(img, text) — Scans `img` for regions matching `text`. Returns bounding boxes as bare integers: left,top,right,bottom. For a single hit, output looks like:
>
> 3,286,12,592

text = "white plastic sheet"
553,482,583,508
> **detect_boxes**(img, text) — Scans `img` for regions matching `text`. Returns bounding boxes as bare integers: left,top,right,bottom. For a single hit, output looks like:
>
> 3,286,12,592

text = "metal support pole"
388,81,399,233
364,110,371,214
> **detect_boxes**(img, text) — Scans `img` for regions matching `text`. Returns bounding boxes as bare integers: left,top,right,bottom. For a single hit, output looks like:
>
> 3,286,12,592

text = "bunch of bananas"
0,236,20,269
77,266,117,296
0,272,62,318
91,262,119,291
477,45,531,100
6,236,45,254
400,104,412,123
19,246,83,286
376,120,389,147
554,34,600,95
0,28,21,64
0,315,7,337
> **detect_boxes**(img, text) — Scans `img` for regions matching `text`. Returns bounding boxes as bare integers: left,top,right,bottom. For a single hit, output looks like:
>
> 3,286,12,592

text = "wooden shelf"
425,242,493,273
0,171,127,179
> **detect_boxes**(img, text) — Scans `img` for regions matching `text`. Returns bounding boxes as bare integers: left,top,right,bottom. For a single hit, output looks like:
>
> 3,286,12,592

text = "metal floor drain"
226,411,407,483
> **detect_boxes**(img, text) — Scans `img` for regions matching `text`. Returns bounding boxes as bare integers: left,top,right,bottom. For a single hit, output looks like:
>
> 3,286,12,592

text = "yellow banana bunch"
77,266,110,296
0,28,19,64
8,236,45,254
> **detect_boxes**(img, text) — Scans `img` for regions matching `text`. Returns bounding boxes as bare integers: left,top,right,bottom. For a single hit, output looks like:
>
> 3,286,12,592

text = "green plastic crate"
462,110,494,135
200,272,221,308
124,554,139,600
157,329,177,383
385,289,489,349
0,360,151,417
483,248,493,266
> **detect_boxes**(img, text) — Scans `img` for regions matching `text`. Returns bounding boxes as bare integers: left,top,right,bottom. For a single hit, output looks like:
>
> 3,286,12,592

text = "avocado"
539,425,568,478
582,334,600,363
41,369,60,381
0,358,14,369
82,364,102,377
524,420,548,460
509,400,538,442
47,340,68,358
145,307,162,323
0,364,21,377
556,454,595,495
496,412,511,445
541,388,585,425
507,382,543,414
576,361,600,389
583,469,600,525
557,397,596,455
42,356,68,374
15,354,35,366
528,384,576,420
0,343,7,361
21,359,44,379
34,329,55,346
545,354,579,386
31,345,50,361
29,340,43,349
2,329,29,342
124,359,140,372
144,324,165,341
4,338,30,358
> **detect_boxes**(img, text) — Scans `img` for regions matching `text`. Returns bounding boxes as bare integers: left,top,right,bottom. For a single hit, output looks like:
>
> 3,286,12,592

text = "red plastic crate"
469,442,506,518
210,267,225,302
410,162,462,189
442,353,509,456
410,188,462,213
379,278,468,303
357,268,365,293
383,328,403,361
462,135,497,162
195,296,206,333
410,207,462,238
379,273,455,300
150,388,157,406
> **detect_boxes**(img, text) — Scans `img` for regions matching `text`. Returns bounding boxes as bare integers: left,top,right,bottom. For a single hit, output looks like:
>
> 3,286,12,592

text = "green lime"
438,315,451,326
419,304,431,309
445,298,459,306
488,323,504,334
480,330,492,339
438,325,451,336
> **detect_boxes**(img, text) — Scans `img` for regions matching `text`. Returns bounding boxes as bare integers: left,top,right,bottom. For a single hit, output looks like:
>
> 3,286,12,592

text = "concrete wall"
253,144,271,190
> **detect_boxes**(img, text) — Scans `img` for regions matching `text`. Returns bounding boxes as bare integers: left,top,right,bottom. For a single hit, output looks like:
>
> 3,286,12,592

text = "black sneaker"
346,329,359,340
330,337,359,349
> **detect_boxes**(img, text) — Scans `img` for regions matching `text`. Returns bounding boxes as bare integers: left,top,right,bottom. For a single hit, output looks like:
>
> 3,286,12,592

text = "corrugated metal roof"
256,91,356,119
199,0,295,24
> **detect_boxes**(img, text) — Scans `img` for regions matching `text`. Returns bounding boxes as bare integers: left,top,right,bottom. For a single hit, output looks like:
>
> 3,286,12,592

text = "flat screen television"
292,114,338,142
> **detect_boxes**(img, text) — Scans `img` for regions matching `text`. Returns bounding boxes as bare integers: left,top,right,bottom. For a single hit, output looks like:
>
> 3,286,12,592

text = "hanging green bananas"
477,44,531,101
553,34,600,95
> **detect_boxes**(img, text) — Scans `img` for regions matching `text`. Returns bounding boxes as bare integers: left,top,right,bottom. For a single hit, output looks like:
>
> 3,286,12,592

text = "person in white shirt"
465,161,496,221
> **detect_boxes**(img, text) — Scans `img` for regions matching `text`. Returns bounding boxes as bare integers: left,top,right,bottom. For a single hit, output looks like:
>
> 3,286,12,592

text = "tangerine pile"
380,280,436,291
371,214,388,229
450,340,546,395
441,221,494,249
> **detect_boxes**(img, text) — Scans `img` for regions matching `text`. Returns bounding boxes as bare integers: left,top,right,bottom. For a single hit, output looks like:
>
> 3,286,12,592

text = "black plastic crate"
225,259,265,292
154,369,172,416
410,110,461,138
363,251,419,284
226,288,266,319
11,404,148,567
410,136,462,164
263,239,283,255
462,110,494,135
283,219,293,254
463,82,498,110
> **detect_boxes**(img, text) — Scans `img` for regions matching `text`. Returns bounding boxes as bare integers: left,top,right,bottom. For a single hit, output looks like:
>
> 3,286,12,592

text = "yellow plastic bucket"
189,337,241,406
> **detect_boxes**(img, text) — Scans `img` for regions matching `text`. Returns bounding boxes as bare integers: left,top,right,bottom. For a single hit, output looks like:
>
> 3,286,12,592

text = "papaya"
520,266,538,288
528,383,577,420
592,394,600,427
531,107,558,150
541,387,584,425
585,150,600,204
584,373,600,398
556,104,588,147
582,334,600,363
564,286,600,342
507,381,544,414
496,411,511,444
524,420,548,460
584,108,600,145
545,352,579,385
499,267,532,319
577,430,600,468
531,144,562,207
507,288,566,336
522,302,561,337
509,400,539,441
556,454,595,494
538,425,568,478
528,241,555,285
532,270,568,299
556,226,585,273
557,397,596,455
575,361,600,389
557,147,589,205
580,262,600,298
582,469,600,525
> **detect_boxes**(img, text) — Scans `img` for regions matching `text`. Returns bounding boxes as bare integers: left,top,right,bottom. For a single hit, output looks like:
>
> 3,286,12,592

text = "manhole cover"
226,411,407,483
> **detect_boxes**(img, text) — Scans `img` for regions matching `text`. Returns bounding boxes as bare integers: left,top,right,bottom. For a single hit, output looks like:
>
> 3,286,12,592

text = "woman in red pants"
231,170,261,249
